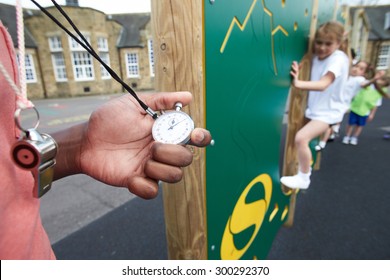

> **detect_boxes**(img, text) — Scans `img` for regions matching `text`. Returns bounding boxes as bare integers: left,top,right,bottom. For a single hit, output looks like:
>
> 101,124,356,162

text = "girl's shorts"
348,111,368,126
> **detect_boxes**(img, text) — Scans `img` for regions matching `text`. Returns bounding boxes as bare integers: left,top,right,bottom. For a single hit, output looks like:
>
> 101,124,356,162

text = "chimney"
66,0,79,6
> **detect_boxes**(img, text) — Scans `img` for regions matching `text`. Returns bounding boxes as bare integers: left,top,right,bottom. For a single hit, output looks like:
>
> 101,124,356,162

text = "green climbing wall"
204,0,334,260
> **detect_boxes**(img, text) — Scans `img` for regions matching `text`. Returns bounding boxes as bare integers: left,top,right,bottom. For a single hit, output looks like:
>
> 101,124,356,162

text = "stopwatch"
152,102,194,144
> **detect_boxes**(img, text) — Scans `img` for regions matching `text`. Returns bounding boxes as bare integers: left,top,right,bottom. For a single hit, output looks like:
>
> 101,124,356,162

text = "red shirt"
0,21,55,259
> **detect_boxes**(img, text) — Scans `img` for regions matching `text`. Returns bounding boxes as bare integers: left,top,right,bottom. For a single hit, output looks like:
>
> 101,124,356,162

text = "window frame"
148,39,155,77
377,43,390,70
24,53,37,83
97,37,111,79
125,52,140,78
69,35,95,81
51,52,68,82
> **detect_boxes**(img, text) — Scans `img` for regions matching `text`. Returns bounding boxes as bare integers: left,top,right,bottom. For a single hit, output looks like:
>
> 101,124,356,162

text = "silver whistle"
11,128,58,198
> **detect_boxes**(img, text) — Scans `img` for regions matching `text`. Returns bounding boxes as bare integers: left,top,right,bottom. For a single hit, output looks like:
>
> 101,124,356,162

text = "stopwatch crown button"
175,102,183,111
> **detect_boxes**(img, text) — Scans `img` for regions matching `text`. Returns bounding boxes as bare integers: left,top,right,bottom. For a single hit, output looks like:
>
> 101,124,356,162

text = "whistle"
11,129,57,198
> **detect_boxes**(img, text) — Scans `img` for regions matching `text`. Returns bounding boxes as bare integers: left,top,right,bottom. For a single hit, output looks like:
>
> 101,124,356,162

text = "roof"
1,3,150,50
351,5,390,41
0,3,38,48
108,13,150,48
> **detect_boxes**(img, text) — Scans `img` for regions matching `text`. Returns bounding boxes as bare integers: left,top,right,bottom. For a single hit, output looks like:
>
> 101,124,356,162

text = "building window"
69,35,94,81
377,44,390,70
71,52,94,80
97,37,108,51
24,54,37,83
49,36,63,51
48,36,67,82
148,39,155,77
99,52,111,79
98,37,110,79
69,35,90,50
125,52,139,78
17,53,37,83
52,53,67,81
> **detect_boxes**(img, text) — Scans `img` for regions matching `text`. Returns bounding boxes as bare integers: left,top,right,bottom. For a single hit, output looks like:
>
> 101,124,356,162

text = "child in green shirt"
342,71,389,145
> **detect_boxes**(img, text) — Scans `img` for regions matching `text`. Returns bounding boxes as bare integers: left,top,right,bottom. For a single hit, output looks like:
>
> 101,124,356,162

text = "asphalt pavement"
268,98,390,260
50,98,390,260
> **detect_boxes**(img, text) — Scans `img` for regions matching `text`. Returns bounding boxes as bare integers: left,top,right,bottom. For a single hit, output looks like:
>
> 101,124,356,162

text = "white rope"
15,0,33,109
16,0,26,97
0,60,33,109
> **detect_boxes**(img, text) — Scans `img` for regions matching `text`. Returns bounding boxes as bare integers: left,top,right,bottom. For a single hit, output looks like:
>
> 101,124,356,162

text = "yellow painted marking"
220,0,258,53
272,25,288,36
269,203,279,222
281,205,289,221
47,114,90,126
220,0,291,75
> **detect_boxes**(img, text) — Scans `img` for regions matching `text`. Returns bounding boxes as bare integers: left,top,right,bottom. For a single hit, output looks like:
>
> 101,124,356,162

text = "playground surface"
52,99,390,260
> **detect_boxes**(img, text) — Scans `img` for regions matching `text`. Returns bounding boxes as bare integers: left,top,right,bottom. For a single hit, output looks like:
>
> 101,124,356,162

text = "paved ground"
52,98,390,260
37,94,136,244
268,98,390,260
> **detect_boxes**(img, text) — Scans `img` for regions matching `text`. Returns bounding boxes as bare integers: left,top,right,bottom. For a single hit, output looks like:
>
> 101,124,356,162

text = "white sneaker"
342,136,350,144
280,174,310,189
350,137,358,145
315,141,326,151
332,125,340,134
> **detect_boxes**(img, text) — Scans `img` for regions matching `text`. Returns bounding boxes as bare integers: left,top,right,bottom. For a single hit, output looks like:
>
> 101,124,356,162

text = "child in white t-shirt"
280,21,350,190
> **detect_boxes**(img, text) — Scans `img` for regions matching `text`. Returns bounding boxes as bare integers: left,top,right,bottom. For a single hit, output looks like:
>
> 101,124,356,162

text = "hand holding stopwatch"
11,107,58,198
152,102,195,144
31,3,201,146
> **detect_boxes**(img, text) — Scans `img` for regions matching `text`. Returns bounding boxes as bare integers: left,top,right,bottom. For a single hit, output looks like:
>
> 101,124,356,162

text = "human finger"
290,70,297,78
291,61,298,69
151,142,193,166
126,176,160,199
144,159,184,183
142,91,193,111
291,62,299,71
188,128,213,147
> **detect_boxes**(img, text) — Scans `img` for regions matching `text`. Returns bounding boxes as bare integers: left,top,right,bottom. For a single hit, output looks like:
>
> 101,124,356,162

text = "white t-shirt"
340,75,367,113
305,50,350,124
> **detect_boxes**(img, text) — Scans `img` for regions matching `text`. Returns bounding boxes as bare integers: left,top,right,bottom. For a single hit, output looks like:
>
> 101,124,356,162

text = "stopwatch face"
152,111,194,144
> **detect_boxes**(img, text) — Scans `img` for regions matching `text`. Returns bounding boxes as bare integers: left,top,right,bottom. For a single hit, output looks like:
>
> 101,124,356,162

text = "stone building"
348,5,390,74
0,1,154,99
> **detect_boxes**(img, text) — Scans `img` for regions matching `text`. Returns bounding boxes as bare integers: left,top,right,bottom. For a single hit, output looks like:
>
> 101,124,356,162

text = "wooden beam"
282,0,319,227
151,0,206,259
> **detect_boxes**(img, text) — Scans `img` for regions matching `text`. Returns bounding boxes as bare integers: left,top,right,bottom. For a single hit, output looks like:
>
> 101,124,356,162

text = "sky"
0,0,389,14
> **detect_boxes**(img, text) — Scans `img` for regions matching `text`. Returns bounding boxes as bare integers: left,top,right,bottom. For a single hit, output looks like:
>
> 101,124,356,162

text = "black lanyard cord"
30,0,157,119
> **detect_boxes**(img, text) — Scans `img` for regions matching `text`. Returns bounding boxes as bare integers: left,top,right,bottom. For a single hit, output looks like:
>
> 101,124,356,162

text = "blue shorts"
348,111,368,126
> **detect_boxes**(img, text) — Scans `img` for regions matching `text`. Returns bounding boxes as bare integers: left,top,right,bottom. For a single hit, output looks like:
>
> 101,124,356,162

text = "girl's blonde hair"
315,21,348,53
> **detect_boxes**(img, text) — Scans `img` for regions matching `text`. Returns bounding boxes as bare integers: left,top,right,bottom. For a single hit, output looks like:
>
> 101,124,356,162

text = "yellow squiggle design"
220,0,290,75
219,0,257,53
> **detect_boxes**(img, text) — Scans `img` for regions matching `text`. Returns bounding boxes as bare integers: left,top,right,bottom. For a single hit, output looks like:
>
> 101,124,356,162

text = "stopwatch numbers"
152,111,193,144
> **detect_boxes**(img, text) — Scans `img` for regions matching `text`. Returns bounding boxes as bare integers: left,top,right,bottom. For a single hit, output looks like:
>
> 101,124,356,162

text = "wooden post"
151,0,206,259
282,0,319,227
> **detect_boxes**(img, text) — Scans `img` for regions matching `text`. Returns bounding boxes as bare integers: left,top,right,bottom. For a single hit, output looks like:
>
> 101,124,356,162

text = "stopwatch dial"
152,111,194,144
